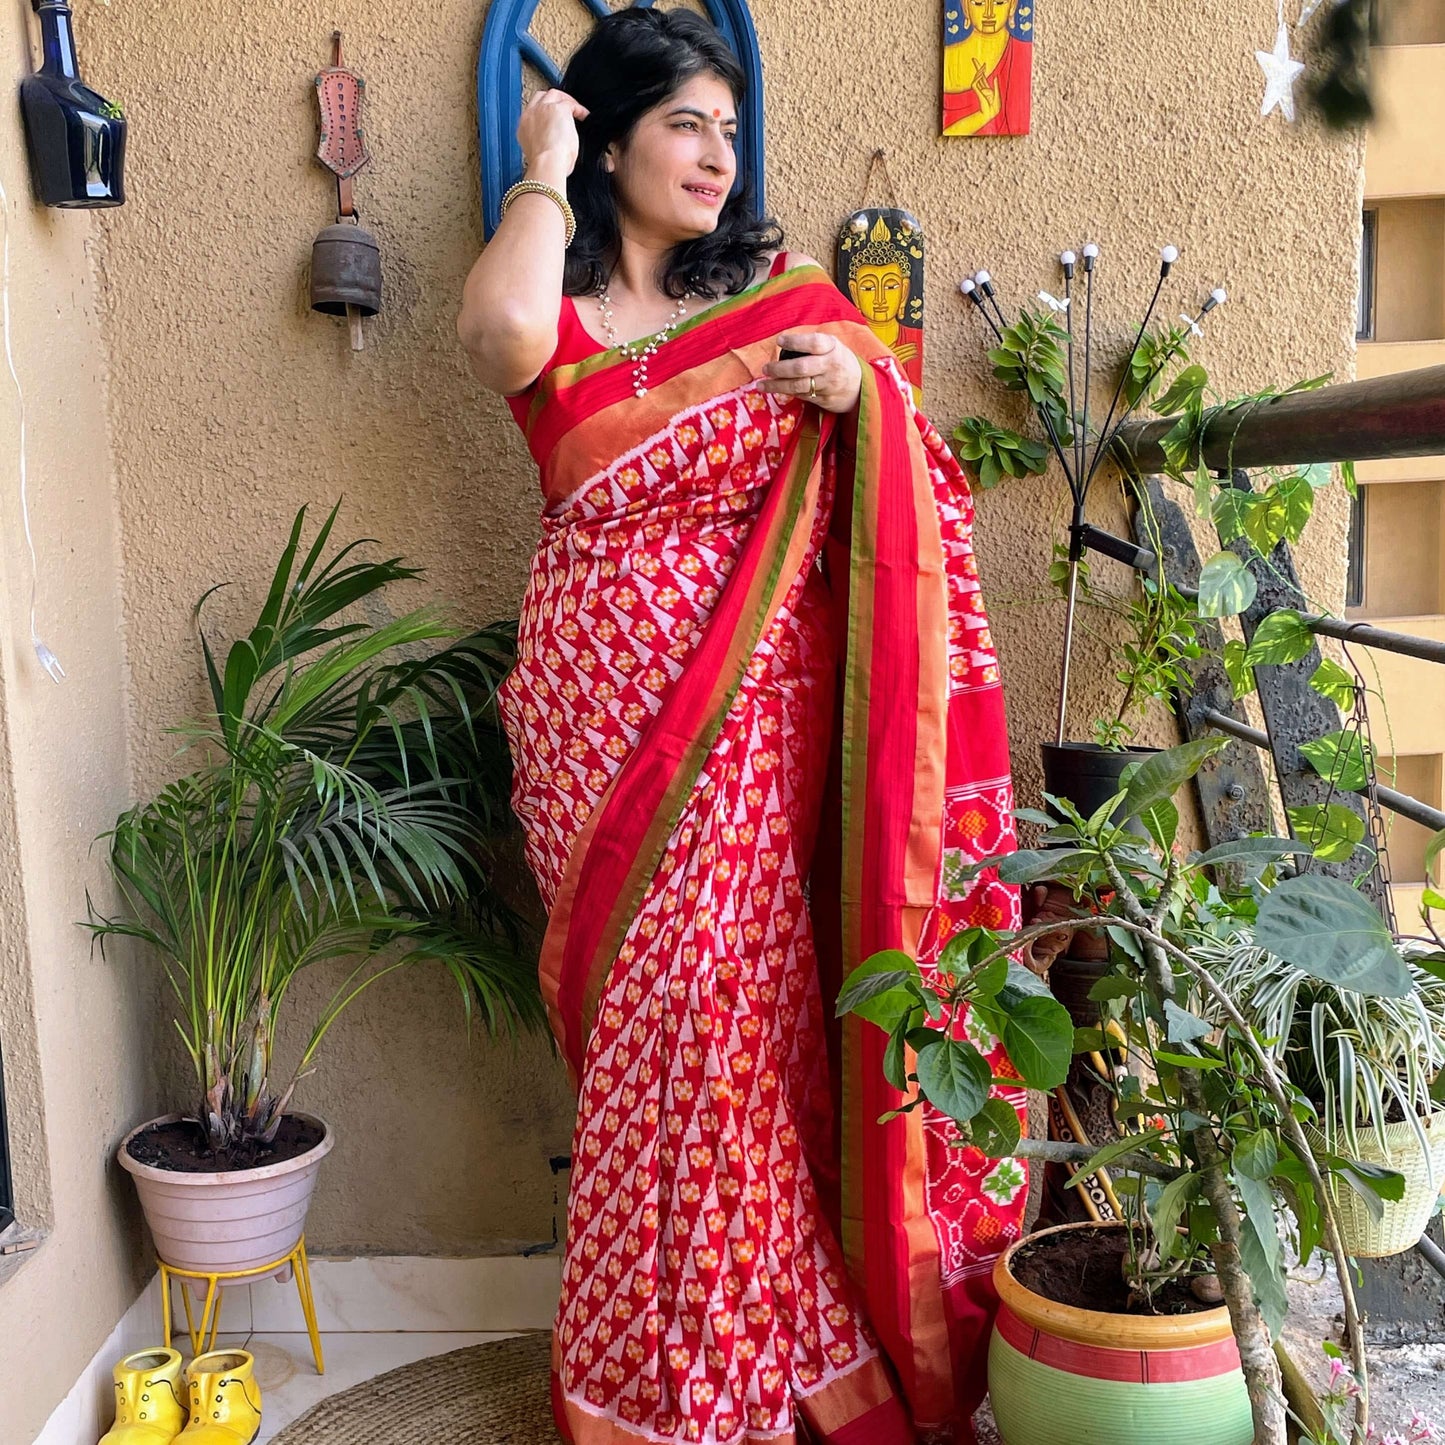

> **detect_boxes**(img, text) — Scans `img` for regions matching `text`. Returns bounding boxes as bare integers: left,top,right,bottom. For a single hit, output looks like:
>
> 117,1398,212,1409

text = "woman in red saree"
458,11,1024,1443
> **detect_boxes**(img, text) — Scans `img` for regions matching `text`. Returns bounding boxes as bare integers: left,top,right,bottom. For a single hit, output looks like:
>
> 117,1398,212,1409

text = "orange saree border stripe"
837,360,954,1423
538,401,828,1079
795,1354,913,1441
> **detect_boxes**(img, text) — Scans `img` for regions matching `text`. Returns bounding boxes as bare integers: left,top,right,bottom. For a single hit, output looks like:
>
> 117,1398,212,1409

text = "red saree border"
994,1305,1244,1384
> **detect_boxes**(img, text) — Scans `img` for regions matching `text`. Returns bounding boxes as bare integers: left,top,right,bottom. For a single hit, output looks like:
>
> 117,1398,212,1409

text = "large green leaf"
914,1037,993,1125
1189,836,1313,869
1254,874,1411,997
1120,736,1231,818
1002,996,1074,1090
993,849,1095,885
970,1097,1023,1157
1245,610,1315,667
1309,657,1357,709
835,950,922,1027
1197,552,1257,618
1285,803,1366,864
1154,364,1209,417
1299,730,1373,794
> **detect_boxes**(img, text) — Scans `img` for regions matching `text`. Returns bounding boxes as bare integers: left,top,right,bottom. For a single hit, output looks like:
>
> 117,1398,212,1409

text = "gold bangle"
500,180,576,248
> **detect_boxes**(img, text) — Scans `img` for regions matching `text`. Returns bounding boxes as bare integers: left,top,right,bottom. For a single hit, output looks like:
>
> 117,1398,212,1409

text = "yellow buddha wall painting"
943,0,1034,136
836,209,925,407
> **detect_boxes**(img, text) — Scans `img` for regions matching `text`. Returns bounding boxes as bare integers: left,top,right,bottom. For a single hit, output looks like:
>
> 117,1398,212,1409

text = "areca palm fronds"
1194,930,1445,1164
87,503,541,1161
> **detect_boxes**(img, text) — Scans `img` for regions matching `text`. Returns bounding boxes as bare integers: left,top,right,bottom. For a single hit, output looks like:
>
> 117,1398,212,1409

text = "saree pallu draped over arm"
498,264,1024,1445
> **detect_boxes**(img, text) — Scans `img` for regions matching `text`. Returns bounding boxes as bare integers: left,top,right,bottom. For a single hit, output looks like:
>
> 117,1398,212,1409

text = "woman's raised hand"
761,332,864,415
517,89,590,177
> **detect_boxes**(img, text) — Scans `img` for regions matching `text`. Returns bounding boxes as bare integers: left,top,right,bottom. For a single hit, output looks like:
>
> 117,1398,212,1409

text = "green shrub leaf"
1254,874,1412,997
1002,996,1075,1090
914,1037,993,1125
970,1097,1023,1158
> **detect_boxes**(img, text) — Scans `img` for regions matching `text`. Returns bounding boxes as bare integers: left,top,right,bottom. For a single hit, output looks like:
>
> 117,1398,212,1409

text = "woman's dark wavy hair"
560,8,782,301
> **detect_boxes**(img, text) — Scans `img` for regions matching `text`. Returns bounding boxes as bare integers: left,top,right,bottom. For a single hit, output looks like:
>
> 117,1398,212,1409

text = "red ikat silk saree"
497,263,1025,1445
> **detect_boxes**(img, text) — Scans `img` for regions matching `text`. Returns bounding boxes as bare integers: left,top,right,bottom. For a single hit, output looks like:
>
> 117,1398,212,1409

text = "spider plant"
87,502,543,1163
1195,931,1445,1166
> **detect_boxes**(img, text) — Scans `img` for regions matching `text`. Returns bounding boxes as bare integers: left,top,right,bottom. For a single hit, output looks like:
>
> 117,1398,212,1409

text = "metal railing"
1101,363,1445,886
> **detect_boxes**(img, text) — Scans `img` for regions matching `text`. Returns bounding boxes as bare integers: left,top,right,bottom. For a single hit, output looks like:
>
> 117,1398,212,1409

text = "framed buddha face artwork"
942,0,1034,136
836,209,925,408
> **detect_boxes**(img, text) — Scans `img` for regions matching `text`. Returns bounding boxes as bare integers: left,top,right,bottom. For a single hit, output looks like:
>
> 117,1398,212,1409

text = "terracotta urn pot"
119,1113,334,1275
988,1221,1252,1445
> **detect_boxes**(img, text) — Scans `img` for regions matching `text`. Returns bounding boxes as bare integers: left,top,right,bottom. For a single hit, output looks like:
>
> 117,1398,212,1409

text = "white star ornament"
1256,22,1306,122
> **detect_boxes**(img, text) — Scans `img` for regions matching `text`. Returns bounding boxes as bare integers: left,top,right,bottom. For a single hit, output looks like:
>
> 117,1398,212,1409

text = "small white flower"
1038,291,1069,313
1180,313,1204,339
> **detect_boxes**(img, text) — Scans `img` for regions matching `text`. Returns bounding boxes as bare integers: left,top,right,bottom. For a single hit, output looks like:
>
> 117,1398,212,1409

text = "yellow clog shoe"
99,1348,186,1444
176,1349,262,1445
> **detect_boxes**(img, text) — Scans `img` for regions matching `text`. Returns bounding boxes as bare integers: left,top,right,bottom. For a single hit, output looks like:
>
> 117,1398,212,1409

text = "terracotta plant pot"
988,1221,1252,1445
1312,1112,1445,1259
119,1113,334,1275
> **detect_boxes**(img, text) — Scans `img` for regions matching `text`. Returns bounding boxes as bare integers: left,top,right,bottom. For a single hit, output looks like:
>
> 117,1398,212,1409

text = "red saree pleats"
498,266,1021,1445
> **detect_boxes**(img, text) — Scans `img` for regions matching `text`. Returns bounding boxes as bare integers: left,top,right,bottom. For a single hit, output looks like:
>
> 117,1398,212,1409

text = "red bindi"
712,108,721,118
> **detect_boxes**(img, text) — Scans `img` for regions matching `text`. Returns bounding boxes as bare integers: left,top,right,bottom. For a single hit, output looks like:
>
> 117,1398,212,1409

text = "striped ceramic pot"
988,1222,1252,1445
120,1112,333,1275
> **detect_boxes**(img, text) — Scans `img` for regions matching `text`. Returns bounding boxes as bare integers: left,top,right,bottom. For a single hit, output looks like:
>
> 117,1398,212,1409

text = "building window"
1346,484,1367,609
1357,209,1377,341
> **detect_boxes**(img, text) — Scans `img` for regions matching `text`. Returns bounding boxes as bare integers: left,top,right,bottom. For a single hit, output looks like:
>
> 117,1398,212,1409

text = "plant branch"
1013,1136,1183,1181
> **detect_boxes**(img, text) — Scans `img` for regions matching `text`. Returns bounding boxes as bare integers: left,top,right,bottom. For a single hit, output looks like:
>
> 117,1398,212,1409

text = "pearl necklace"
597,290,693,397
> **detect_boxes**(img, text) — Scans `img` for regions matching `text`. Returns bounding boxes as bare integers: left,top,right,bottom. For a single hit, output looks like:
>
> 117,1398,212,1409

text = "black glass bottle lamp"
20,0,126,209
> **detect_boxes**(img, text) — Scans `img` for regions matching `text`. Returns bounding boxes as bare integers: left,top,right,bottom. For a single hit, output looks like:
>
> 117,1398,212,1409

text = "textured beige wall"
0,5,155,1441
66,0,1365,1268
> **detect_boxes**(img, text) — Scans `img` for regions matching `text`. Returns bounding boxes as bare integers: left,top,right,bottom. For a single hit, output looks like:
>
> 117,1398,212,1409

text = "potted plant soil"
90,504,542,1272
838,738,1424,1444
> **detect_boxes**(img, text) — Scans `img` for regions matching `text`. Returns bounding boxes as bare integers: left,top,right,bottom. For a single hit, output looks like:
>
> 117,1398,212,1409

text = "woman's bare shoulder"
760,250,826,277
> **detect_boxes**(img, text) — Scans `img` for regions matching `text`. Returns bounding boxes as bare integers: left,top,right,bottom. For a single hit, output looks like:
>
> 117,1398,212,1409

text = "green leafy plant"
951,416,1050,492
838,738,1420,1445
1196,931,1445,1164
985,306,1073,445
86,503,543,1162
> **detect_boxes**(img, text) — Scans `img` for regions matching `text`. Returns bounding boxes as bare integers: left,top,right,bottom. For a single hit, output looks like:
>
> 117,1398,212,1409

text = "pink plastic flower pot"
118,1113,334,1276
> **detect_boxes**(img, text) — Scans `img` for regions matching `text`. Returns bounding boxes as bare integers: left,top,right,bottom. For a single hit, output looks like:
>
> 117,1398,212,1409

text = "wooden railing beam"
1115,365,1445,474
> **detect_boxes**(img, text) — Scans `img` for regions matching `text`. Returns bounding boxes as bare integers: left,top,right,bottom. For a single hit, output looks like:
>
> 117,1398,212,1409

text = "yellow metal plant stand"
160,1236,324,1374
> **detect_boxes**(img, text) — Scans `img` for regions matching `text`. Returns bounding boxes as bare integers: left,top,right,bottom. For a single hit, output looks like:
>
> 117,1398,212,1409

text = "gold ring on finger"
807,376,817,398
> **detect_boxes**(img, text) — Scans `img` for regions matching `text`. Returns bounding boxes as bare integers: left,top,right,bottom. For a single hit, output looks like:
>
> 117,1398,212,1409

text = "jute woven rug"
269,1330,558,1443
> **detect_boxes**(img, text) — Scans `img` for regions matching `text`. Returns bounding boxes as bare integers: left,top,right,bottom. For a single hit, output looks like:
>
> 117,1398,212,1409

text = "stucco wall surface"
0,6,153,1443
72,0,1362,1264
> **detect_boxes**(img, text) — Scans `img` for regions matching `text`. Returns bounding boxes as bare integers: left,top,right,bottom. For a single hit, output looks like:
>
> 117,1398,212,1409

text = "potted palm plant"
88,503,542,1274
838,737,1420,1445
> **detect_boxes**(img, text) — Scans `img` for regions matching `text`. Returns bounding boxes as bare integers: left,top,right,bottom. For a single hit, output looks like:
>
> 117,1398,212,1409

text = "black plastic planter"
1040,741,1160,834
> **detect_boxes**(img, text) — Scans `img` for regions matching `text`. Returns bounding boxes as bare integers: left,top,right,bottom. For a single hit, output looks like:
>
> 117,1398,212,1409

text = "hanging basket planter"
1312,1113,1445,1259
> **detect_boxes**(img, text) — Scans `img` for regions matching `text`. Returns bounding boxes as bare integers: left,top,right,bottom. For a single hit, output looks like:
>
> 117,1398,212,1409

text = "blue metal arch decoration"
477,0,765,239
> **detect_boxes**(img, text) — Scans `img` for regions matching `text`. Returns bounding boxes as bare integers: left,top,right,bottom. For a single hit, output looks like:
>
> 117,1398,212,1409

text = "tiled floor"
191,1330,519,1443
